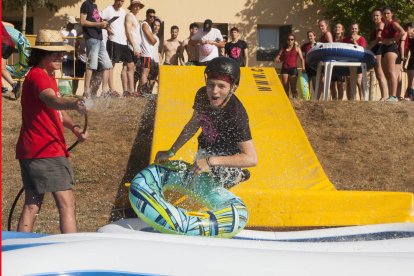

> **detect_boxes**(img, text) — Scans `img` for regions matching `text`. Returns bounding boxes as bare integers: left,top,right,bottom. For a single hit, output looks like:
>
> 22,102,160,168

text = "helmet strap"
216,84,237,109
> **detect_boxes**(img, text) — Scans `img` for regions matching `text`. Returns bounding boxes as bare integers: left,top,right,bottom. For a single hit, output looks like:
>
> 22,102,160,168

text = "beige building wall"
4,0,322,67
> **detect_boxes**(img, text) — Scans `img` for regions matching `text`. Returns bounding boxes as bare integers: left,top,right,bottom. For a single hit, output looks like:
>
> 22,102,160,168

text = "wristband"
167,150,175,158
71,124,81,132
206,156,212,167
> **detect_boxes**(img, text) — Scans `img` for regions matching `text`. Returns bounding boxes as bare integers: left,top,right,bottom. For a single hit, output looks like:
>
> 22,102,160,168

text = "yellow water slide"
151,66,414,228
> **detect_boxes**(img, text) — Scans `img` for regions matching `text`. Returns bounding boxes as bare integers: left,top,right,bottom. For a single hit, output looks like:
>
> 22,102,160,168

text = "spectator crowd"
2,1,414,101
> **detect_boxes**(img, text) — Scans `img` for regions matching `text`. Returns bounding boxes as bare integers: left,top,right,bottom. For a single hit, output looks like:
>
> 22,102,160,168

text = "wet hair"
146,8,155,15
189,22,199,30
171,25,179,31
230,27,239,33
28,49,56,67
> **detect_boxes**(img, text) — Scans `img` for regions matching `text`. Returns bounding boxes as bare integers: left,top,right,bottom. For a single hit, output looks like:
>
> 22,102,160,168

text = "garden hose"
7,113,88,231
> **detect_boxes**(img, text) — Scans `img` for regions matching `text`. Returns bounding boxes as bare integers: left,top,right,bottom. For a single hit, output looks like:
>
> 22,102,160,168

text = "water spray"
7,105,89,231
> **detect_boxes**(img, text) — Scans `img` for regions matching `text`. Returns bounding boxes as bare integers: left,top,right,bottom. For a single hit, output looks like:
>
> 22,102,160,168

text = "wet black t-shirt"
80,0,103,40
225,40,248,67
193,87,252,156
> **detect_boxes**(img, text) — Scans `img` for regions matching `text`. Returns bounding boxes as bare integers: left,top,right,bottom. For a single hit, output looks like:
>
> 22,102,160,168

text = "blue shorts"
86,38,112,71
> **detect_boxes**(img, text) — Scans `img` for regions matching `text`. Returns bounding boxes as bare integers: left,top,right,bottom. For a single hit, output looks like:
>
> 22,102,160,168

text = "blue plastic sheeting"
2,231,48,241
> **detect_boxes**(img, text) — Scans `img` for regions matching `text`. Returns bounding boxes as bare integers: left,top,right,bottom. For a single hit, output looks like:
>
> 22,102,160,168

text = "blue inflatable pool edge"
306,42,376,70
2,230,48,241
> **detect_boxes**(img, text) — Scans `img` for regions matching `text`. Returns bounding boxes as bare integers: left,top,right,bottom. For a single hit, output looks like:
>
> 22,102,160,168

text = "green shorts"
19,157,75,194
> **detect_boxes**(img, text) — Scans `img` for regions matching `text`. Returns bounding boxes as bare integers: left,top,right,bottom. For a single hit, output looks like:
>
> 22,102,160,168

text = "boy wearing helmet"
155,57,257,187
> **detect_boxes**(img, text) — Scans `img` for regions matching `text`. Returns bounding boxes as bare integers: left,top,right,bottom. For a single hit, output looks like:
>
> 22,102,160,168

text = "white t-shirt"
60,28,77,60
100,5,127,45
191,28,223,62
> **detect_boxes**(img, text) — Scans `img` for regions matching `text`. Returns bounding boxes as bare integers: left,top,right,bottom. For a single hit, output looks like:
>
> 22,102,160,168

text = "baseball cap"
203,19,212,32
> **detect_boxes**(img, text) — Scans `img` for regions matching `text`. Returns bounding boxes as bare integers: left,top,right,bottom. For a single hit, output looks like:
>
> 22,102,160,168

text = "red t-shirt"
16,67,69,159
342,36,367,48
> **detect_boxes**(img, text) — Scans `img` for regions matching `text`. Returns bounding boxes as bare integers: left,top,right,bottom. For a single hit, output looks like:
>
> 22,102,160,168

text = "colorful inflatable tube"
129,161,248,238
306,42,376,70
5,26,31,78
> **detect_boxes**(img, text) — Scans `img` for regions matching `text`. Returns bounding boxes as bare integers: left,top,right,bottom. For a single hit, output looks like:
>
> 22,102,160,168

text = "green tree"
311,0,414,37
2,0,58,34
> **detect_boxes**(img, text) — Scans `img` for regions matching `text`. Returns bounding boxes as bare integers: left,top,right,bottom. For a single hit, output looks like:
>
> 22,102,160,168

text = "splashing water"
82,98,95,110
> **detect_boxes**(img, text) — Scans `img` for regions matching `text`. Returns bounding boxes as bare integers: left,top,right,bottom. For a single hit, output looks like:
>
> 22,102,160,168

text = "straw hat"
128,0,145,10
66,15,78,24
31,29,74,52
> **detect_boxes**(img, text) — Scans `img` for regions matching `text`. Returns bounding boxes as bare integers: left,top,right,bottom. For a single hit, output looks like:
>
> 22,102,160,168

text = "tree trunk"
22,0,27,35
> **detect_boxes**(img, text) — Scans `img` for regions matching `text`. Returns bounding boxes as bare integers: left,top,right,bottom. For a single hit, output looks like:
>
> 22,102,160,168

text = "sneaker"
2,87,8,94
12,82,21,99
385,96,398,102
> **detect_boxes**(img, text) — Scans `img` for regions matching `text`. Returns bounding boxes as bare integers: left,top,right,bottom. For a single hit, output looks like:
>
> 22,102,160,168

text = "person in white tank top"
138,8,157,95
125,0,145,96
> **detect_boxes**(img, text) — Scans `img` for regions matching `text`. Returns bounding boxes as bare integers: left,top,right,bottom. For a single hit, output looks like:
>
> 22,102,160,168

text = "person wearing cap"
155,57,257,188
225,27,249,67
190,19,225,66
179,22,199,66
16,29,89,234
80,0,113,98
125,0,145,96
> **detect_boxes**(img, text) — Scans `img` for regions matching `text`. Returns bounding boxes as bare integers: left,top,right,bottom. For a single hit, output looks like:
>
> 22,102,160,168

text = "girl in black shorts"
368,9,388,100
381,7,406,101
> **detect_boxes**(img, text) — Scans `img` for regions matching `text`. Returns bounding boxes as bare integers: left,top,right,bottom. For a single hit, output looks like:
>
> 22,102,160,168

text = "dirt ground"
2,95,413,233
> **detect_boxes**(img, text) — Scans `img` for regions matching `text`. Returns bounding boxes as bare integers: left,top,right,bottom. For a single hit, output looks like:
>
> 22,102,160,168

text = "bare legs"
374,55,388,100
126,62,135,94
2,57,14,86
382,52,398,98
139,67,151,94
281,73,298,98
17,189,77,233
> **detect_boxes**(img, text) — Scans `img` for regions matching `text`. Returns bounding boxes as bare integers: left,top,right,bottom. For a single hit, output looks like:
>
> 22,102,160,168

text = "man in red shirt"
16,29,88,233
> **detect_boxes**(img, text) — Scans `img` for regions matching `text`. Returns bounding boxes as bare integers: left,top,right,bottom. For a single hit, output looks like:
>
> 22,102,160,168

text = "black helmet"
204,57,240,86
